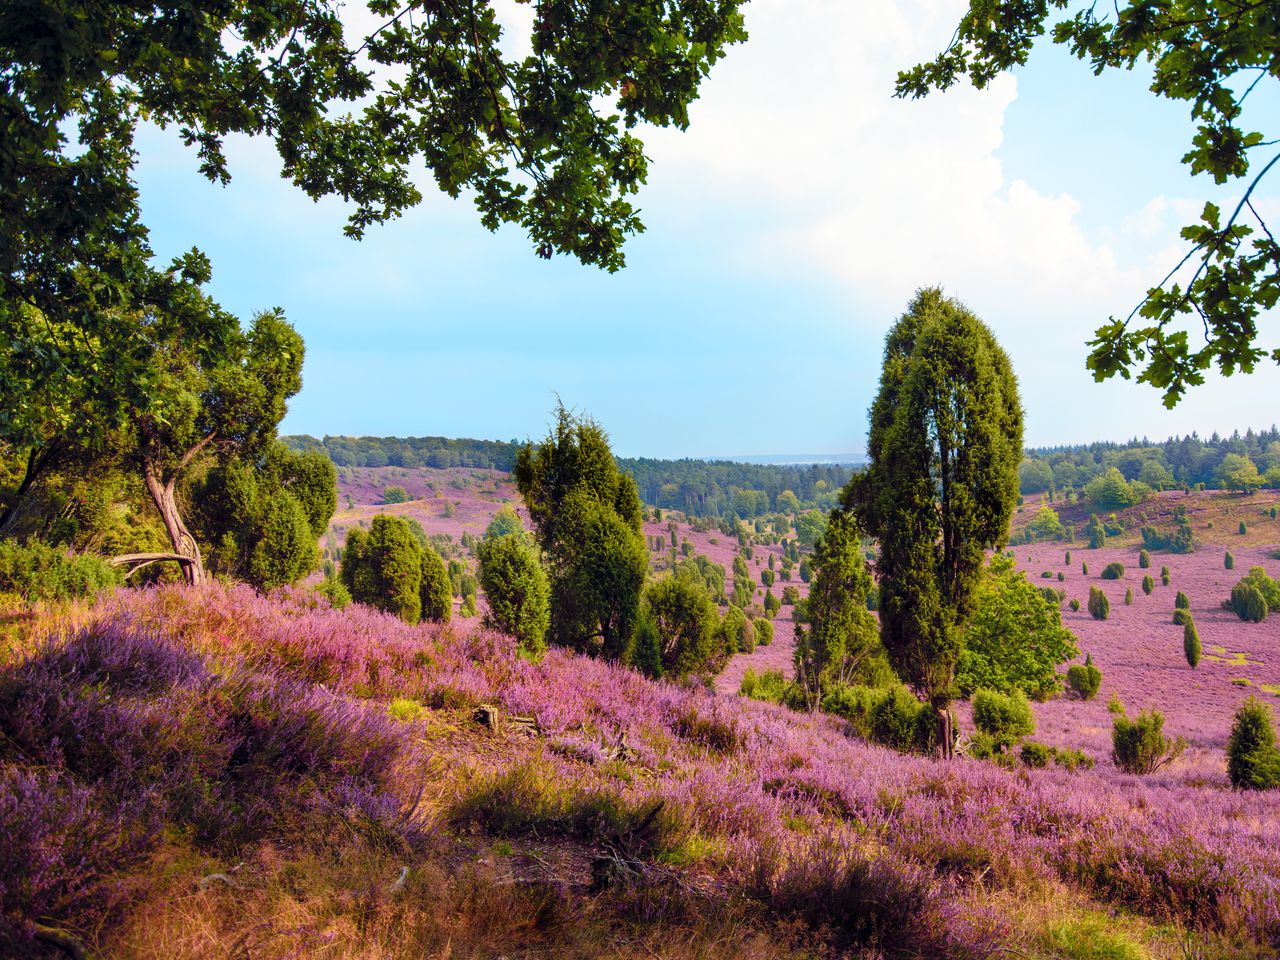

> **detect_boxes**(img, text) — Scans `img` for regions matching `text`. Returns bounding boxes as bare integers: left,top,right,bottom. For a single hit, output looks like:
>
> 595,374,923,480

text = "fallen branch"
33,924,87,960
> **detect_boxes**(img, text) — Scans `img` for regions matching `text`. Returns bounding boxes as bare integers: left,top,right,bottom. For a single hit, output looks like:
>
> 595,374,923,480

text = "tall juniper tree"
850,288,1023,757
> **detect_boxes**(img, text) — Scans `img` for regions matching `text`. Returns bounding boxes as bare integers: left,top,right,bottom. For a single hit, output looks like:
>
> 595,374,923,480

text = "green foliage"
899,0,1280,405
1183,620,1201,669
1110,703,1186,775
956,553,1079,700
1161,566,1171,586
419,547,453,625
720,606,749,660
515,405,646,660
1085,469,1140,511
1087,587,1109,622
628,611,664,679
1239,520,1249,535
793,509,882,707
1019,459,1054,495
1068,598,1081,612
793,510,828,548
1066,654,1102,701
1230,567,1279,623
1142,522,1196,554
798,557,811,583
1228,698,1280,790
754,617,774,646
314,575,352,610
1020,741,1052,768
739,668,793,705
484,504,524,540
1124,588,1133,606
1216,455,1263,494
477,533,550,660
972,688,1036,741
1101,562,1125,580
1226,550,1235,570
382,485,409,504
1142,575,1154,596
1025,504,1065,542
851,289,1022,748
1172,608,1194,627
644,575,721,677
1081,562,1088,577
867,686,934,754
1138,549,1150,569
341,514,423,624
0,540,121,602
1175,591,1190,610
763,589,781,618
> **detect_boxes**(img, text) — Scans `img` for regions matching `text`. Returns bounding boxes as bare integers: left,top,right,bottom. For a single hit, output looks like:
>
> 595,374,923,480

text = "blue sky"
133,0,1279,459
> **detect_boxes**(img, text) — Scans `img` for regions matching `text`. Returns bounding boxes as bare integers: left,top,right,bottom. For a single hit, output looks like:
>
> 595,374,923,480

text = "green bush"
1183,620,1201,668
1066,654,1102,700
1065,550,1071,564
1138,549,1150,569
1087,586,1109,621
419,548,453,624
1111,703,1186,774
1142,575,1154,595
1053,747,1095,772
1124,588,1133,606
868,686,932,753
1225,550,1235,570
1229,567,1280,623
1174,590,1190,609
1101,562,1125,580
1227,698,1280,790
314,575,352,609
0,541,121,602
1081,562,1088,577
1020,741,1052,768
477,533,550,658
1240,521,1248,536
382,485,409,504
740,668,791,705
1161,566,1171,586
972,688,1036,741
1068,598,1080,612
754,617,774,646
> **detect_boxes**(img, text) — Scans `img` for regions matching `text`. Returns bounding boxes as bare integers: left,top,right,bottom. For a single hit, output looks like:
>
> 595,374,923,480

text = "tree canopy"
899,0,1279,406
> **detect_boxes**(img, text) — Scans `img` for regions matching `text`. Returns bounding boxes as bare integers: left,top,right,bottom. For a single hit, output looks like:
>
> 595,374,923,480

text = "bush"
868,686,932,753
314,575,352,609
419,548,453,624
382,485,409,504
1053,747,1095,772
1081,562,1088,577
1161,566,1171,586
1183,620,1201,668
972,688,1036,741
754,617,774,646
1111,703,1186,774
0,541,121,602
1225,550,1235,570
477,534,550,658
1066,654,1102,700
1020,741,1052,768
1087,587,1109,621
1229,567,1280,623
1065,550,1071,564
1227,698,1280,790
1068,598,1080,612
1101,562,1125,580
1172,608,1193,627
1142,575,1154,595
740,668,790,705
1174,591,1190,609
1138,549,1150,569
645,576,721,677
1240,521,1248,536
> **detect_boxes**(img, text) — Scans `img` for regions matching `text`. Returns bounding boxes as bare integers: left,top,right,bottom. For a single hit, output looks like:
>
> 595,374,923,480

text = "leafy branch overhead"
898,0,1279,406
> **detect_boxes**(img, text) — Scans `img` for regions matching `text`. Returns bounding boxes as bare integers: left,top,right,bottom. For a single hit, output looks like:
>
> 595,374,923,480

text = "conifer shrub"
1125,588,1133,605
1110,702,1186,774
1101,562,1125,580
1240,521,1248,536
1175,591,1190,609
1068,598,1081,612
1229,568,1280,623
868,686,932,753
1057,571,1065,582
476,533,550,657
1161,566,1171,586
754,617,774,646
0,541,121,602
1065,550,1071,564
1081,562,1088,577
972,688,1036,742
1271,507,1278,520
419,548,453,624
1053,747,1095,772
1087,587,1109,621
1142,575,1154,595
629,612,663,679
1226,550,1235,570
740,667,790,704
314,575,352,609
382,485,409,504
1066,654,1102,700
1228,698,1280,790
1138,549,1151,569
1183,620,1201,668
1172,608,1193,626
1019,741,1052,768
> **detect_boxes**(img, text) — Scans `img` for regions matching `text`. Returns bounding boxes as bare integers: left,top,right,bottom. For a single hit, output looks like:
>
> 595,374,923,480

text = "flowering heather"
4,583,1280,956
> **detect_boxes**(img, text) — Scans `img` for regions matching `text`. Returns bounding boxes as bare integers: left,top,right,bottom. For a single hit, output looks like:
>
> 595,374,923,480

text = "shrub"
1020,741,1052,768
1229,567,1280,623
740,668,790,704
645,576,721,677
754,617,774,646
1174,590,1190,609
1124,588,1133,605
341,515,423,623
1065,550,1071,564
314,575,352,609
1240,521,1248,536
477,533,551,659
419,548,453,624
1138,549,1150,569
1142,575,1154,595
1087,587,1109,621
382,485,409,504
1068,598,1080,612
1057,571,1064,582
1111,703,1186,774
868,686,932,753
1101,562,1125,580
1066,654,1102,700
1225,550,1235,570
1081,562,1088,577
1183,620,1201,668
972,688,1036,741
1053,747,1095,772
0,541,121,602
1161,566,1171,586
1227,698,1280,790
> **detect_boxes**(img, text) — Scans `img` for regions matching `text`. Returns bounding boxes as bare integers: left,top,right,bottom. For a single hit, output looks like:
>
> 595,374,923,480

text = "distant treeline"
1021,426,1280,493
282,434,853,518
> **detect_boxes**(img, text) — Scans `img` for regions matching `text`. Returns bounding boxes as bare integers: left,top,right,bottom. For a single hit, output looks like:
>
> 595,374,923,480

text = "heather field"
5,583,1280,959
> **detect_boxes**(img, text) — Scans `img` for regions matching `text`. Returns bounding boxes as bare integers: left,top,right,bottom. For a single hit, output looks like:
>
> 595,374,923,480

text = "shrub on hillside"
1020,741,1052,768
1175,591,1190,610
419,547,453,624
1141,522,1196,554
0,541,121,602
1227,698,1280,790
1066,654,1102,700
739,668,791,705
646,576,721,677
1101,562,1125,580
1125,588,1133,605
1240,521,1248,536
1161,565,1171,586
1229,568,1280,623
477,533,550,659
1068,598,1080,612
1111,702,1186,775
1183,621,1201,668
1087,587,1109,621
341,515,424,623
1138,549,1151,569
972,688,1036,743
1225,550,1235,570
314,575,352,609
868,686,933,754
382,485,409,504
754,617,774,646
1142,575,1154,595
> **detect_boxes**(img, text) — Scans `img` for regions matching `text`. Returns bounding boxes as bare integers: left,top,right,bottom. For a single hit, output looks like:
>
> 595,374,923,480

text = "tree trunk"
936,706,954,760
0,442,57,537
143,459,204,585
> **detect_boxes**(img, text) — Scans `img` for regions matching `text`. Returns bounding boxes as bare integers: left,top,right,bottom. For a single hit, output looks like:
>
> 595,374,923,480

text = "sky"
132,0,1280,460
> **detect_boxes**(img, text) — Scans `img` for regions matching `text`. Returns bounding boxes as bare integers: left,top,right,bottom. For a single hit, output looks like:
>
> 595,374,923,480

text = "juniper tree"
849,288,1023,757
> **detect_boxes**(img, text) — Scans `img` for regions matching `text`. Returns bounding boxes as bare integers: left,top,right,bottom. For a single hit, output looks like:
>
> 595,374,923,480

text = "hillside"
5,584,1280,959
